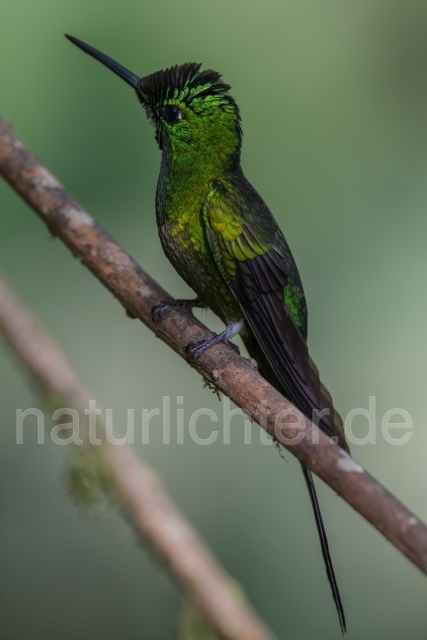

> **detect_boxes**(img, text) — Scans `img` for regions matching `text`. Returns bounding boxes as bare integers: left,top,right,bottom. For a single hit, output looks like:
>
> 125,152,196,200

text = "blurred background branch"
0,271,274,640
1,117,427,585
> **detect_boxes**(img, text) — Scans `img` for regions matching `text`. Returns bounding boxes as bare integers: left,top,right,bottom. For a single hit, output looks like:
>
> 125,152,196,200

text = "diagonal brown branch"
0,271,274,640
1,116,427,581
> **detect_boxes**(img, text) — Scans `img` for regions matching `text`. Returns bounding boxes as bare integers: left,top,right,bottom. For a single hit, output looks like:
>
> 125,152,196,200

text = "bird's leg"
186,319,244,364
152,297,206,323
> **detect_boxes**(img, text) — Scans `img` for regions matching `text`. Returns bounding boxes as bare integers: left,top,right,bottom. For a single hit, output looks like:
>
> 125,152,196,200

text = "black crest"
137,62,235,111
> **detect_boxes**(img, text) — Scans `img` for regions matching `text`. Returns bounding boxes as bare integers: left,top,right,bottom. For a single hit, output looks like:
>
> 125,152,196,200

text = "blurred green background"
2,0,427,638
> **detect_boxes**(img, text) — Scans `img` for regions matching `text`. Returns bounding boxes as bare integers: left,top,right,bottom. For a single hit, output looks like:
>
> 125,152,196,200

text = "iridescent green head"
138,63,241,156
65,35,242,165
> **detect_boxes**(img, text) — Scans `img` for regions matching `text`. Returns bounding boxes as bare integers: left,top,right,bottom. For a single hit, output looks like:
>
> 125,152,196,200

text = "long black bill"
65,35,140,89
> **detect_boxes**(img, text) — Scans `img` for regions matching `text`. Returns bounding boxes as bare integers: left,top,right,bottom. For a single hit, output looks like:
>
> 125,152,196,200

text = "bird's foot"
152,297,205,323
186,324,242,365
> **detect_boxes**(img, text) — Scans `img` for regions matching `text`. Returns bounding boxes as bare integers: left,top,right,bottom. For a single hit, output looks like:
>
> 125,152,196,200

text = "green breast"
155,172,242,323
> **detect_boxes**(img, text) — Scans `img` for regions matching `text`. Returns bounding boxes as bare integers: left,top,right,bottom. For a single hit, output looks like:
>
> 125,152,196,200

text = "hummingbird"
66,34,349,633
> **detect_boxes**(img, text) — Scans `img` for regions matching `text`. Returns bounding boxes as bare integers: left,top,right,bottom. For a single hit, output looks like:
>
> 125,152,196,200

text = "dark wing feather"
203,179,347,450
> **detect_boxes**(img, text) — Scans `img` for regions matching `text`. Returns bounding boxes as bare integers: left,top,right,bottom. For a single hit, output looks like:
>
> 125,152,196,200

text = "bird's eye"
163,105,182,123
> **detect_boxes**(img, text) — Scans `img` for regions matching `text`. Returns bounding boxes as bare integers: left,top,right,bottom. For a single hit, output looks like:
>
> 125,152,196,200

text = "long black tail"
302,465,346,635
241,329,347,632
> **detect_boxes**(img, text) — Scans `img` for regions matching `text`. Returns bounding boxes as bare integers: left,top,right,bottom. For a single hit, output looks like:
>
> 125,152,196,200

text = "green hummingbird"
66,34,349,633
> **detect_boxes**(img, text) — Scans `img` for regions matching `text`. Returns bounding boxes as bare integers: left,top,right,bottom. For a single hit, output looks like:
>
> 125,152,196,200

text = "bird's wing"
202,179,347,450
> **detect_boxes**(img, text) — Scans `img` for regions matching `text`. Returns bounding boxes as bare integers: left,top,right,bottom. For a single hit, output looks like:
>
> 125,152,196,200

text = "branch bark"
0,272,274,640
1,116,427,580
